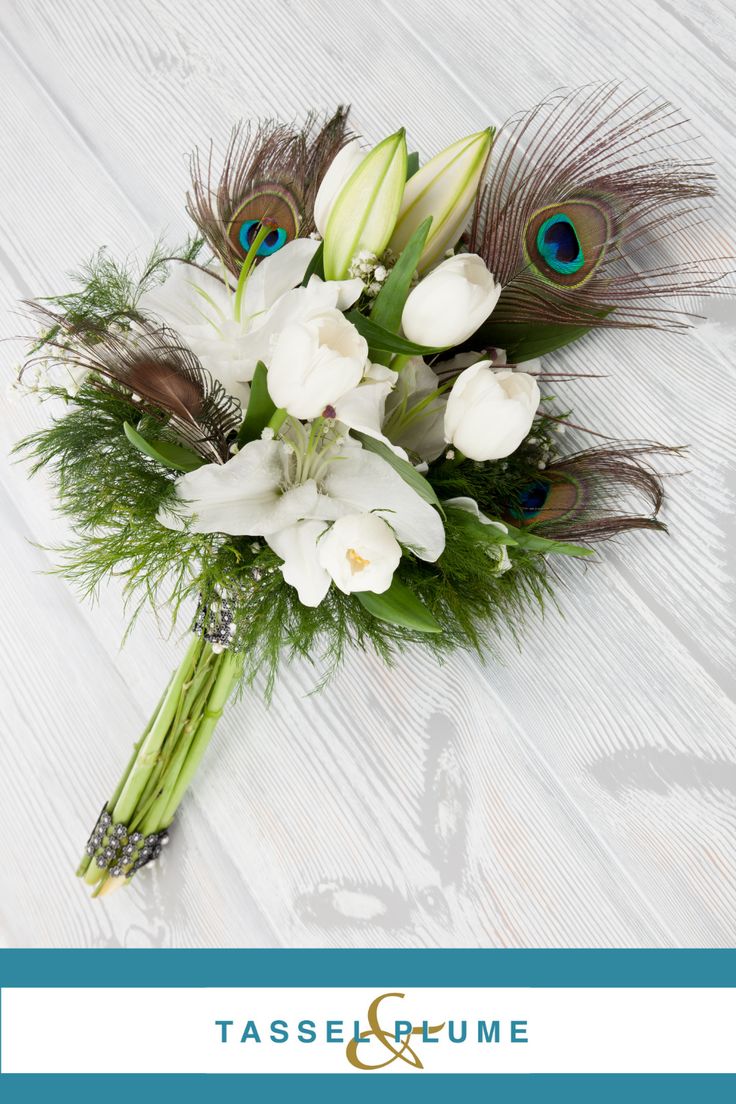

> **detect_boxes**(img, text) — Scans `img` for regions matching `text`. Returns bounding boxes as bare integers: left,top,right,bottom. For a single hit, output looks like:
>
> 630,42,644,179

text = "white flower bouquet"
16,87,727,896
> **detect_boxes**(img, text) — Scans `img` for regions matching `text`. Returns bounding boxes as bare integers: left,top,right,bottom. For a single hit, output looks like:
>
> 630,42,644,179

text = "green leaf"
357,577,441,633
406,151,420,179
446,504,592,559
123,421,203,473
300,241,324,285
353,431,445,517
504,522,594,559
237,361,276,446
370,215,432,338
346,310,443,356
445,504,514,544
472,309,613,362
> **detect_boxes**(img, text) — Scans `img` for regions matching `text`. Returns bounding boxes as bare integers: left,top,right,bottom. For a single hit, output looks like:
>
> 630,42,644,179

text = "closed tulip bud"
323,129,407,281
401,253,501,348
444,363,540,461
389,129,493,273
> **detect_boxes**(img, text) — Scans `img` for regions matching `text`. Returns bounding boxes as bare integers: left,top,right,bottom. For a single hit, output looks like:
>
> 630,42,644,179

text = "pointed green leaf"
346,310,443,356
406,151,420,179
370,216,432,335
123,421,203,473
353,431,445,516
446,504,592,559
504,522,594,559
300,241,324,285
472,308,613,362
237,361,276,446
357,577,441,633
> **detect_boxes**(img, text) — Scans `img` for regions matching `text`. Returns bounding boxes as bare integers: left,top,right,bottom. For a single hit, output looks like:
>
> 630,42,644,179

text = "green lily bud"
389,128,493,273
323,129,407,280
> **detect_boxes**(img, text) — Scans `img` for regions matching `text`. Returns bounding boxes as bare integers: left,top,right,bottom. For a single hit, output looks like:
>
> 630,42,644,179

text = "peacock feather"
187,106,352,276
26,310,241,464
509,443,681,542
468,83,732,359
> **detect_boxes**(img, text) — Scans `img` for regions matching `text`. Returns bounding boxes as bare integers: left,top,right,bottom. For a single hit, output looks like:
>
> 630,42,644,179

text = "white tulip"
267,307,369,419
313,140,366,237
317,513,402,595
444,363,540,461
401,254,501,348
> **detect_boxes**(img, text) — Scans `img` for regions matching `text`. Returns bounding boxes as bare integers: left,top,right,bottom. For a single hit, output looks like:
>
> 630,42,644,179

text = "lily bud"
401,253,500,347
323,129,408,281
313,140,366,237
389,129,493,273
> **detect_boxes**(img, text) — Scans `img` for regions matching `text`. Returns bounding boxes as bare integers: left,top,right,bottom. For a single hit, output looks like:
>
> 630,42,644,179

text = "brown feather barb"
470,83,733,343
187,106,352,276
27,314,240,464
511,443,682,542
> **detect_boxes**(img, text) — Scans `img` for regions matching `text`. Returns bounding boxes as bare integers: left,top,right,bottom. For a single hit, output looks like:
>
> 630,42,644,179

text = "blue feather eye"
536,214,584,275
238,219,289,257
514,479,551,519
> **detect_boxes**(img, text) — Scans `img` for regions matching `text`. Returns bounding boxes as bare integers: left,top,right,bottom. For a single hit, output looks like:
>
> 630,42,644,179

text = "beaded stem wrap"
192,591,236,651
85,807,170,879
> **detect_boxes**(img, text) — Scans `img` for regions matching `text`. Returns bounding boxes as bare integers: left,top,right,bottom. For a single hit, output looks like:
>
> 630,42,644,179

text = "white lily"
158,429,445,606
383,357,448,462
332,361,402,453
137,243,362,407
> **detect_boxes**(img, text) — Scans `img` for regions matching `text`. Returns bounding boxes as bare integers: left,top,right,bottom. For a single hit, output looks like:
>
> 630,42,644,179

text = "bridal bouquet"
17,86,726,896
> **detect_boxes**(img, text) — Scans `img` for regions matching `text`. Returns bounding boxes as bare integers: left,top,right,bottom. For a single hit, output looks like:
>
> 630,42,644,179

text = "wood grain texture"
0,0,734,948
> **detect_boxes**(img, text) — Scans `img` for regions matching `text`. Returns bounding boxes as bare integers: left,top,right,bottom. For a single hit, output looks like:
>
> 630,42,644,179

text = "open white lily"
332,361,403,453
137,242,362,407
158,431,445,606
383,357,448,462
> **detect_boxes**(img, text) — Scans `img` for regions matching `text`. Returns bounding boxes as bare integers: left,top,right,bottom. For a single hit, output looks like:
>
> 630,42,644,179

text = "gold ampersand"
346,992,445,1071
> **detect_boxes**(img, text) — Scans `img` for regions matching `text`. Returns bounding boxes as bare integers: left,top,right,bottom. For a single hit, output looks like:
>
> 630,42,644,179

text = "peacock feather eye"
536,214,584,275
514,478,552,519
227,182,301,263
511,475,581,525
524,199,611,288
238,218,289,257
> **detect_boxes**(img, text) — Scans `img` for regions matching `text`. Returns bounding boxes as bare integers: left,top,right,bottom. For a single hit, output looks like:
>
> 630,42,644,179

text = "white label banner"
1,986,734,1074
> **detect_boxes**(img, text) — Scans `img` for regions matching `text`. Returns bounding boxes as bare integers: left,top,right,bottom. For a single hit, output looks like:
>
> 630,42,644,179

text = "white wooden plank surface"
0,0,734,948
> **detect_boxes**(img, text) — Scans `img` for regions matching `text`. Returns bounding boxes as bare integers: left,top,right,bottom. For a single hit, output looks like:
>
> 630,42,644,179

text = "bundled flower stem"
77,635,244,896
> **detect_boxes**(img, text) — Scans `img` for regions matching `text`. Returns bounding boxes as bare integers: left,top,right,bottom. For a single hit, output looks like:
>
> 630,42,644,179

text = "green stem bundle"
77,636,244,897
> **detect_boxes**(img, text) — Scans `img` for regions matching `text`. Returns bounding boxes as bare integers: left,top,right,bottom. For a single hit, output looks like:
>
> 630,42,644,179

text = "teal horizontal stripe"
1,949,736,987
0,1075,734,1103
